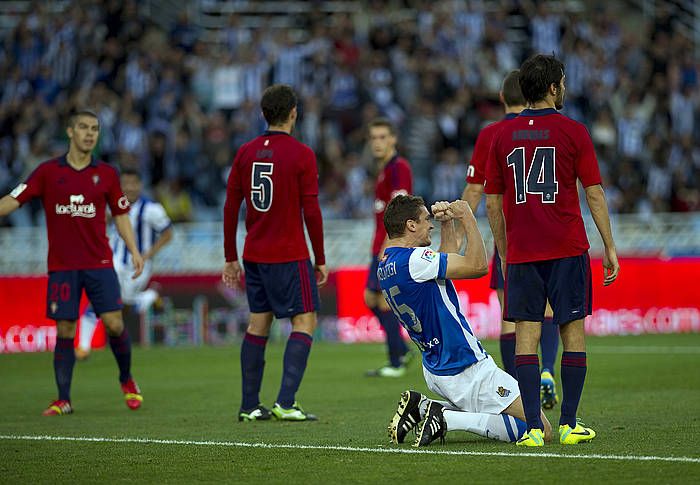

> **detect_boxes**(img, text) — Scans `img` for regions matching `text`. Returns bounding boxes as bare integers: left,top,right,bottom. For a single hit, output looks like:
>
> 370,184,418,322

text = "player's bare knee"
559,319,586,352
291,312,317,335
500,320,516,334
247,312,274,337
100,310,124,336
515,321,541,354
56,320,77,338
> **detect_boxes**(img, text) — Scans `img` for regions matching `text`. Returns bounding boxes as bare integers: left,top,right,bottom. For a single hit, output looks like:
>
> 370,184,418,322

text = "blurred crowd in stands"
0,0,698,226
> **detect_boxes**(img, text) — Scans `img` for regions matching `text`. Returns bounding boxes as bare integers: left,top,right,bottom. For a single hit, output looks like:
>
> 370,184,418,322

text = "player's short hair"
261,84,297,126
518,55,565,104
68,109,99,128
120,168,141,179
502,70,526,107
384,194,425,239
368,118,396,136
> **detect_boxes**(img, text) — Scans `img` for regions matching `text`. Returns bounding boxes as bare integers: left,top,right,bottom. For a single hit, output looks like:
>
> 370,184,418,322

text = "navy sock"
374,309,408,367
240,332,268,411
108,328,132,384
499,332,516,378
540,318,559,375
277,332,313,408
515,354,543,431
54,337,75,401
560,352,587,428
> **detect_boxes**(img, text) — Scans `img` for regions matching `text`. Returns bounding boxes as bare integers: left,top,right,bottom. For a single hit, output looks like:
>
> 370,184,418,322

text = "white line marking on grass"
588,346,700,354
1,435,699,464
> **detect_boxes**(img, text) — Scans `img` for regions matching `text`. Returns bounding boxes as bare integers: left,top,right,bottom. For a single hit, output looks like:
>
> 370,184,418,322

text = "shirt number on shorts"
506,147,558,204
251,162,274,212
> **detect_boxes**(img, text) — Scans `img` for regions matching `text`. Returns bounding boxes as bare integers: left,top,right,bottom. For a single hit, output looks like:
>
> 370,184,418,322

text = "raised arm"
432,201,458,254
114,213,144,278
585,184,619,286
444,200,488,279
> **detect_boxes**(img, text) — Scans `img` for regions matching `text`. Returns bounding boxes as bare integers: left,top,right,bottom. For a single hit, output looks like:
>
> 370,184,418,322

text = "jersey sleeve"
223,150,244,262
300,147,319,196
408,248,448,283
10,164,45,205
466,130,490,185
105,167,130,216
574,125,602,187
484,138,505,194
389,161,413,198
146,202,172,233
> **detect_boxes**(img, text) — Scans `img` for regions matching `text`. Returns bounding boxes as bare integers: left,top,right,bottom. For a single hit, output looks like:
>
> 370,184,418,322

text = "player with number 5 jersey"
223,84,327,423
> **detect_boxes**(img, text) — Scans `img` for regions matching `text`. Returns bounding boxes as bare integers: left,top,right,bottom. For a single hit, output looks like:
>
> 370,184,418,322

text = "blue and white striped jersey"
377,246,487,376
111,197,171,269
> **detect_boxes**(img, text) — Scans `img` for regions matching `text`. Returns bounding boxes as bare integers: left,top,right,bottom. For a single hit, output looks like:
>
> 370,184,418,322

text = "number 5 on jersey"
251,162,274,211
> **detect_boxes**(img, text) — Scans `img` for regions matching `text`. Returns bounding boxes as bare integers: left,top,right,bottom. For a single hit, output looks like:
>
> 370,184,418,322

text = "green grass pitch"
1,333,699,483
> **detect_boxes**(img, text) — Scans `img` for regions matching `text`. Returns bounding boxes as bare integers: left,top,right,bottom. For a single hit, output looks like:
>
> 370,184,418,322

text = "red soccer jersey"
224,131,325,265
372,155,413,256
466,113,518,185
485,108,602,263
11,156,130,272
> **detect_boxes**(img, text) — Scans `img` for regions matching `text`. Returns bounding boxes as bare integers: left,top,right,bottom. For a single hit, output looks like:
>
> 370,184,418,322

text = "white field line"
587,346,700,354
0,434,699,464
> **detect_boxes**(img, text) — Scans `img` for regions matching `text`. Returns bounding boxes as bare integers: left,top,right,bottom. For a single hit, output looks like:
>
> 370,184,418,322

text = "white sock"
78,308,98,351
418,398,460,419
443,410,526,443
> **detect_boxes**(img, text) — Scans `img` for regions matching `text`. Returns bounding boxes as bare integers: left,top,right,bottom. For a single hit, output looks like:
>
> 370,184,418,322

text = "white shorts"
422,356,520,414
115,264,152,305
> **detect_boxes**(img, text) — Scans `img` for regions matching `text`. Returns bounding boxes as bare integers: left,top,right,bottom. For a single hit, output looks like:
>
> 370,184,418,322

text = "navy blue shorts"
489,248,504,290
365,256,381,292
243,259,319,318
47,268,122,321
503,252,592,326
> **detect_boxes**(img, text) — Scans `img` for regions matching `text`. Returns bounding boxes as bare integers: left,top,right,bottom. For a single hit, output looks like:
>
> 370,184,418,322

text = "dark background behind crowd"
0,0,698,227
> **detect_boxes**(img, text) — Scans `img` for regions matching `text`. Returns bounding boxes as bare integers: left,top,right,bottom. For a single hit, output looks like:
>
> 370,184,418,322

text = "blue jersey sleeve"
437,252,448,279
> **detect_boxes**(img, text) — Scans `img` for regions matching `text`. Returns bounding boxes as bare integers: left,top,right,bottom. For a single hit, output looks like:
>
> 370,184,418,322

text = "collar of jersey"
262,130,290,136
504,113,518,120
519,108,558,117
59,154,98,168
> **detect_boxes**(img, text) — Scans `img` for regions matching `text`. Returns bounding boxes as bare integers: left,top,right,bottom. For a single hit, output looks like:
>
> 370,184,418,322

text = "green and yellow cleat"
271,402,317,421
516,428,545,447
559,423,596,445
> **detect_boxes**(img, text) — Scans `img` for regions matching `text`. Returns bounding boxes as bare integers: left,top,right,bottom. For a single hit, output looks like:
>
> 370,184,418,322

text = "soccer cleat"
365,365,406,378
75,347,90,361
42,399,73,416
238,404,272,422
271,402,317,421
413,402,446,447
388,390,424,444
540,370,559,410
516,428,545,447
121,378,143,410
559,422,596,445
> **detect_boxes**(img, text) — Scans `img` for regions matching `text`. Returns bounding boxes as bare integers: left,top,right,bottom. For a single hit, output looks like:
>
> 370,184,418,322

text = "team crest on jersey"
92,175,100,185
497,386,511,398
420,248,436,262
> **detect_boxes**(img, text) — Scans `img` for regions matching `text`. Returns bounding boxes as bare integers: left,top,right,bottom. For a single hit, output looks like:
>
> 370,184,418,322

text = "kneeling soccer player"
378,195,552,446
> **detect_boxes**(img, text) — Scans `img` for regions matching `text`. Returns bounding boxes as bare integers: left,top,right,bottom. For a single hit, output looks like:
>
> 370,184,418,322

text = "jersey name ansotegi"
377,246,487,376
